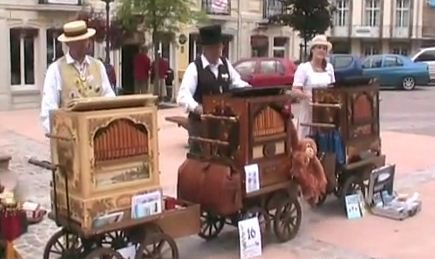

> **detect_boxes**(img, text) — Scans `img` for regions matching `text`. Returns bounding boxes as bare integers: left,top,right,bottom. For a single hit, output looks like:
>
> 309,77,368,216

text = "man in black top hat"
177,24,250,152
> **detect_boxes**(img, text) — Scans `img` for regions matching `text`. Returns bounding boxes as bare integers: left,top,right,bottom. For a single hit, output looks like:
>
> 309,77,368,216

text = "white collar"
65,52,91,65
201,54,223,68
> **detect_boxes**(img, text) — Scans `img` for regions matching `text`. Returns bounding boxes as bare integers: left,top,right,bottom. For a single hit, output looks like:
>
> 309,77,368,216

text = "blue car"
329,54,363,81
361,54,430,90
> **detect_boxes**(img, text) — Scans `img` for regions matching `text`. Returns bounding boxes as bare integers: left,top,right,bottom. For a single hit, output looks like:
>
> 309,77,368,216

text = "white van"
411,47,435,81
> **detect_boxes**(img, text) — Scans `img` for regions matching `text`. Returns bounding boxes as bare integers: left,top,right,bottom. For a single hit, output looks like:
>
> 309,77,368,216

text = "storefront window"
251,35,268,57
47,28,63,67
10,28,37,86
273,37,288,58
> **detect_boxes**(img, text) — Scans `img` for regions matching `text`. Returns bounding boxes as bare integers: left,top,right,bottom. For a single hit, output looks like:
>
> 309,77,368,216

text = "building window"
47,29,63,67
334,0,349,26
363,44,379,56
396,0,410,27
251,35,268,57
272,37,288,58
10,28,37,86
365,0,380,26
391,45,408,55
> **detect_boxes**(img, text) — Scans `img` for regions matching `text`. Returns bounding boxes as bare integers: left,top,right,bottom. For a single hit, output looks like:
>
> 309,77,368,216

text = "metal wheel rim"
84,247,124,259
43,228,85,259
136,232,179,259
198,211,225,240
273,198,302,242
402,77,415,90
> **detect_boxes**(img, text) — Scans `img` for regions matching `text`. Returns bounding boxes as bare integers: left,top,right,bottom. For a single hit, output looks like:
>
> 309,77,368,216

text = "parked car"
233,57,297,87
329,54,363,81
411,47,435,81
361,54,430,90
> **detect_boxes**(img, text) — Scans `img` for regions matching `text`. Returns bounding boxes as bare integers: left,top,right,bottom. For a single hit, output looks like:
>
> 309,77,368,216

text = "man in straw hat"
40,20,115,133
291,34,335,139
176,24,251,152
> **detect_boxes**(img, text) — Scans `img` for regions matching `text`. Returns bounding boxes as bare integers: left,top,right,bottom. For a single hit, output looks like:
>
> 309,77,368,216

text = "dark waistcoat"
189,57,231,120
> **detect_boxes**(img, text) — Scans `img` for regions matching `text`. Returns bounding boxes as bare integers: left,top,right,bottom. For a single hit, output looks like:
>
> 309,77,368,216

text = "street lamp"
102,0,113,64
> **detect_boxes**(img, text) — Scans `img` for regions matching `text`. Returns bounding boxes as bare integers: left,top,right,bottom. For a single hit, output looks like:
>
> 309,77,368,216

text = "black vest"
193,56,231,104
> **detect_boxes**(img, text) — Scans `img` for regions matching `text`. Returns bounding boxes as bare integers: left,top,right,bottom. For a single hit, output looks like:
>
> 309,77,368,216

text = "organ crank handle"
201,114,238,122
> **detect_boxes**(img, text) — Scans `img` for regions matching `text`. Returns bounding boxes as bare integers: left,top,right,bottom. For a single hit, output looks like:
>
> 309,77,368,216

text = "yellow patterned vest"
58,56,103,107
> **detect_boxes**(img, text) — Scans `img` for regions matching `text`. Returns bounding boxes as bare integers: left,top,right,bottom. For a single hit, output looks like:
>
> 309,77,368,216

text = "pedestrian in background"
133,46,151,94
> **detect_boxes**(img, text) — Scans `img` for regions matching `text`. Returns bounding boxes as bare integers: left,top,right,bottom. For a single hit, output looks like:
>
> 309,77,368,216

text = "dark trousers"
188,115,202,154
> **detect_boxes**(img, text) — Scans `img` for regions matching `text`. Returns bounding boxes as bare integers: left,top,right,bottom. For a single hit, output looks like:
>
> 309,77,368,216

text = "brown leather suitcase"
177,158,242,216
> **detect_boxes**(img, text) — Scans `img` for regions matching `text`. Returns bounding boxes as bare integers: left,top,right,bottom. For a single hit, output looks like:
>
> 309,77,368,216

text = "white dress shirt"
40,53,115,133
177,55,250,112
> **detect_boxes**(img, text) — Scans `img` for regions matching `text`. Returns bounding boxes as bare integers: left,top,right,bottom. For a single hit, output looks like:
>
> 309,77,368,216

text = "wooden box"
312,83,381,162
201,89,293,191
48,95,161,230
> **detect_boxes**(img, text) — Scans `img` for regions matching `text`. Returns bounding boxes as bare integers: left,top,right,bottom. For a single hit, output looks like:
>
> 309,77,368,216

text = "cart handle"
28,157,57,171
201,114,238,122
309,102,342,109
45,133,75,142
300,122,336,129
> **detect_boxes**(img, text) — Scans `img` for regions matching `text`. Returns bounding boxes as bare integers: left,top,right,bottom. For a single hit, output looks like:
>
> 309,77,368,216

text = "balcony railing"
263,0,283,19
202,0,231,15
39,0,82,4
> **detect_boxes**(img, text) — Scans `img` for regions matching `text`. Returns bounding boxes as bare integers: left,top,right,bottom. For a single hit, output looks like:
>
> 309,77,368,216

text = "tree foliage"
116,0,206,96
268,0,335,42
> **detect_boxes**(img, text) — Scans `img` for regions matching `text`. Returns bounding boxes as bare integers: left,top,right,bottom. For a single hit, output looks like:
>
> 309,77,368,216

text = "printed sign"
244,164,260,193
345,194,363,219
238,217,262,259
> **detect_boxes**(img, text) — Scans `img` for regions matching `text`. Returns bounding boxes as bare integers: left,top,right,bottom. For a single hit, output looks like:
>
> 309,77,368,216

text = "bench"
165,116,189,131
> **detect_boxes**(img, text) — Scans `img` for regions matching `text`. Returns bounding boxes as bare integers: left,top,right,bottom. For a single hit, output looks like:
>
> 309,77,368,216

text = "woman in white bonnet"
291,35,335,139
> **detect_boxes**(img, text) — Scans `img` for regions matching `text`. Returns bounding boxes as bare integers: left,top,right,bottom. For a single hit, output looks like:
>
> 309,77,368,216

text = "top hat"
308,35,332,52
57,20,96,43
199,25,223,46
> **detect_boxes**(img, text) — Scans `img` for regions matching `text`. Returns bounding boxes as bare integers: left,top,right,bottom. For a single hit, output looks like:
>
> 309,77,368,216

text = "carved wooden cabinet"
312,83,381,162
202,92,293,192
48,95,161,230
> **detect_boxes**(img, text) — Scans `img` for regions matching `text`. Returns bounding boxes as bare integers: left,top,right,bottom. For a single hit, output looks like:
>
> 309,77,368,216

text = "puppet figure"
291,138,328,205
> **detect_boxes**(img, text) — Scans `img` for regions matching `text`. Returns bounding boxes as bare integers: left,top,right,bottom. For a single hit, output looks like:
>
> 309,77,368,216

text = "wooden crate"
48,95,161,230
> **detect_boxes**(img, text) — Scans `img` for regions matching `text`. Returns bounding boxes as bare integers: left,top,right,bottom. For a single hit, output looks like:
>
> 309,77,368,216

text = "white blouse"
293,62,335,94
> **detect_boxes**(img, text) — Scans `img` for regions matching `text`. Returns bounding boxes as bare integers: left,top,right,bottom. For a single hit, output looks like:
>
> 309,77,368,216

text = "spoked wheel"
198,211,225,241
273,197,302,242
136,232,179,259
43,228,87,259
99,231,130,250
340,175,365,209
85,247,123,259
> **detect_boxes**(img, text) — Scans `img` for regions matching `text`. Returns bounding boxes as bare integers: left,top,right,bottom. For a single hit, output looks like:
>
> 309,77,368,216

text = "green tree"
116,0,206,97
268,0,335,60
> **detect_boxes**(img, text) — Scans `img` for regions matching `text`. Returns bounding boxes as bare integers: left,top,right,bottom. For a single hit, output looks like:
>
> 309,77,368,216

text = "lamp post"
102,0,113,64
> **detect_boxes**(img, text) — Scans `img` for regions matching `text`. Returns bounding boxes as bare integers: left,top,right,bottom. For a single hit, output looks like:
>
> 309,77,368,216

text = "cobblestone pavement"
4,130,434,259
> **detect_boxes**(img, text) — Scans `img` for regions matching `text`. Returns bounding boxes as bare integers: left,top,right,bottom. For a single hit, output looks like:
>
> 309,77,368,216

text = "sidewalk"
1,108,435,259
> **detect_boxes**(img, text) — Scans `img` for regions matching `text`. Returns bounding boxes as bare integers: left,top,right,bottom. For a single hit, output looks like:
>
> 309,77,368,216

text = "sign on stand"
117,245,136,258
345,193,364,219
238,217,262,259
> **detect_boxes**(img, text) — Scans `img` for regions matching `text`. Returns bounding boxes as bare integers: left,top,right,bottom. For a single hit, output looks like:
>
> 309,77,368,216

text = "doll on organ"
291,138,328,205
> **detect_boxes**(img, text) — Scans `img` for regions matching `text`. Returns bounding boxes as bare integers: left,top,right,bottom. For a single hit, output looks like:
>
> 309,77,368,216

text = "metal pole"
105,0,110,64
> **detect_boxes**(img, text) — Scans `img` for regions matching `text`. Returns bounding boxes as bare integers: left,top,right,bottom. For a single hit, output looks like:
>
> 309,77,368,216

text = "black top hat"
199,25,223,45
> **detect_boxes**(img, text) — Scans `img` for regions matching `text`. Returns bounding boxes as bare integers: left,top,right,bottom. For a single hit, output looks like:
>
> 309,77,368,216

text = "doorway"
121,44,139,94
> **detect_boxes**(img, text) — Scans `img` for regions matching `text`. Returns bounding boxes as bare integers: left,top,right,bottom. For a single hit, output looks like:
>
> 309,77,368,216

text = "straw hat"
308,35,332,52
57,20,96,43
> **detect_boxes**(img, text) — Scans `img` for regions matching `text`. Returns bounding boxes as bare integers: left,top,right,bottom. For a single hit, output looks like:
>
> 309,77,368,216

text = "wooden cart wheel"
198,211,225,241
340,175,365,209
135,232,179,259
84,247,123,259
43,228,85,259
99,231,130,250
273,197,302,242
